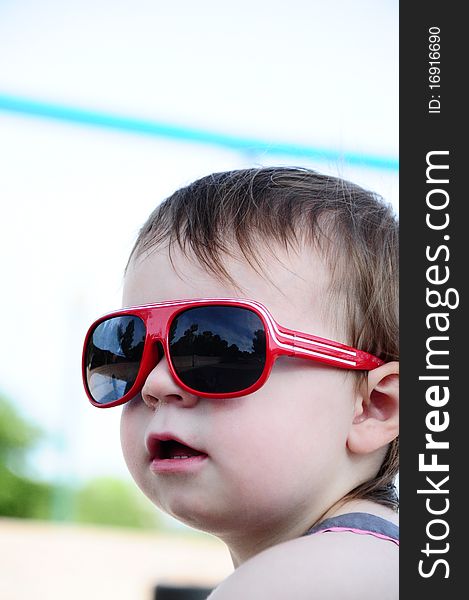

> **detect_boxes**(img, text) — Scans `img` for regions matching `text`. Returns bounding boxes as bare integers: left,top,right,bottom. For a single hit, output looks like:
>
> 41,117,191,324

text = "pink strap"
314,526,399,546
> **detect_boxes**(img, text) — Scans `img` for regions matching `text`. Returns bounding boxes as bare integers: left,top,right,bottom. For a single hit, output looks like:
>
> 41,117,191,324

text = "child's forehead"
128,239,329,287
123,242,345,340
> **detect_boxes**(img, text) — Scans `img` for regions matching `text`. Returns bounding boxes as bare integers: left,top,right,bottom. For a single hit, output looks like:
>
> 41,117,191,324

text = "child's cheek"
120,403,145,475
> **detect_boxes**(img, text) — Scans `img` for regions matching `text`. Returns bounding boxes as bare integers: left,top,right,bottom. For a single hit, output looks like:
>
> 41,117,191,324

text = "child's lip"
149,454,208,474
145,431,207,461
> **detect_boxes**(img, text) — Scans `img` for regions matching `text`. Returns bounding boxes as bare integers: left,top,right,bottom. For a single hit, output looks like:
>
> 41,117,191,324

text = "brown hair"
128,166,399,510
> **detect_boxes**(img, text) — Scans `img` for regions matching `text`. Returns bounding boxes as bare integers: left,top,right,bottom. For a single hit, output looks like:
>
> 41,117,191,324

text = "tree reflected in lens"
86,316,145,404
170,307,266,394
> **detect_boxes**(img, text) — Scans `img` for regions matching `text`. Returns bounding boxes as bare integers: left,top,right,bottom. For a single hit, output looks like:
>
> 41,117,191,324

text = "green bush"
0,394,53,518
0,463,52,519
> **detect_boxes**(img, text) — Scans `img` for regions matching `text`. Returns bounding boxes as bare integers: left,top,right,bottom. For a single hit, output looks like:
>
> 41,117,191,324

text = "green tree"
0,394,53,519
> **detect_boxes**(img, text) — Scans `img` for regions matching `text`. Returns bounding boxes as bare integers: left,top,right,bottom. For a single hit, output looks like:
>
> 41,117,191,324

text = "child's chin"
163,500,238,535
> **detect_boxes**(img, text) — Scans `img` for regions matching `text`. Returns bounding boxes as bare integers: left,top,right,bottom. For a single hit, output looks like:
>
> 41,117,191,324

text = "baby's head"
86,167,399,543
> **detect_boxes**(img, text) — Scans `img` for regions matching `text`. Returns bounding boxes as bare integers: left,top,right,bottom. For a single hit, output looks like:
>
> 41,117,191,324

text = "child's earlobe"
347,361,399,455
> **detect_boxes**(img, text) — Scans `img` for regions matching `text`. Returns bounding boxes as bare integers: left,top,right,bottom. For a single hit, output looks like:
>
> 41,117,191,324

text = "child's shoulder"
209,513,398,600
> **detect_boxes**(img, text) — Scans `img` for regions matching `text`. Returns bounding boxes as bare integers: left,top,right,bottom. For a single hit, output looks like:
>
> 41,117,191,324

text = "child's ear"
347,361,399,455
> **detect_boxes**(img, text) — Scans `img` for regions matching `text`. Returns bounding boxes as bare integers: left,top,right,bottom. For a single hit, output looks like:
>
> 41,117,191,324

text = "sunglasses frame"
82,298,384,408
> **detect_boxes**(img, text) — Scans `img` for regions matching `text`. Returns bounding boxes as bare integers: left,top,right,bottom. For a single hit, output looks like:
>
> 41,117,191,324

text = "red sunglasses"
82,298,384,408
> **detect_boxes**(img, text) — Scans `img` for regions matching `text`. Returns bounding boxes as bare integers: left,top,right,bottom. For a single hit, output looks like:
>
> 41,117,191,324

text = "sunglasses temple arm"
274,324,384,370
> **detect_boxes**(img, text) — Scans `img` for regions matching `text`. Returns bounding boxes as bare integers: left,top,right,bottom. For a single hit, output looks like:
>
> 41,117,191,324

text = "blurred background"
0,1,398,598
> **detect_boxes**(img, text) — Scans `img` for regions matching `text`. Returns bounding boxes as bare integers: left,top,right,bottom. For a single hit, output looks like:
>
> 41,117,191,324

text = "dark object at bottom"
154,583,215,600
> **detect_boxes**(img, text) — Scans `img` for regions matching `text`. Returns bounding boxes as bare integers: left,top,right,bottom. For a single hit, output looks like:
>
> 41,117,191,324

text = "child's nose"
141,346,199,410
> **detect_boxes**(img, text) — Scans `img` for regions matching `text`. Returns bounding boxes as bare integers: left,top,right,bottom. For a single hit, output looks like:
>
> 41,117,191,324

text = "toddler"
82,167,399,598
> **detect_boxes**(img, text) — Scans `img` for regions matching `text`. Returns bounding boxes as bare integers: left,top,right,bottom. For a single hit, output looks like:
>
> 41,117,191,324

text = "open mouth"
158,439,206,460
148,436,208,473
147,434,208,464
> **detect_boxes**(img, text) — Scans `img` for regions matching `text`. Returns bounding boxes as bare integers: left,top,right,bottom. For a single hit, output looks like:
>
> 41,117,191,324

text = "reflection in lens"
169,306,266,394
85,316,146,404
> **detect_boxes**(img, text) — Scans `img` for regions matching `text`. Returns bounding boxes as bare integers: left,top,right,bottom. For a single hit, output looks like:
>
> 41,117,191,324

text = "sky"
0,0,398,486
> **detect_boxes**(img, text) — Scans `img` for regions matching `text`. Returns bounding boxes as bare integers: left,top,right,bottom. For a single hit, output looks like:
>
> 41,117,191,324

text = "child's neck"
319,497,399,525
224,498,398,567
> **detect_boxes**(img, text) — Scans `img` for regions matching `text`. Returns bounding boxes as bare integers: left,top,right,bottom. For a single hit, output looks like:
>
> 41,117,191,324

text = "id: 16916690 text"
428,26,441,114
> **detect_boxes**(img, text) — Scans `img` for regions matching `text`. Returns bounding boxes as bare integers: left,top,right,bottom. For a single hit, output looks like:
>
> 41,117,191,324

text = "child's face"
120,243,359,538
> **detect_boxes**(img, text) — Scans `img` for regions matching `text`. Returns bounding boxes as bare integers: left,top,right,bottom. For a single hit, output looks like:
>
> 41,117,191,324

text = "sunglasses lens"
169,306,266,394
85,315,146,405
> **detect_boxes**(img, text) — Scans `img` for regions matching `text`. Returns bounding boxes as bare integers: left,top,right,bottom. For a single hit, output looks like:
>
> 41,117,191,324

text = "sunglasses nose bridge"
145,310,172,361
146,310,170,341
